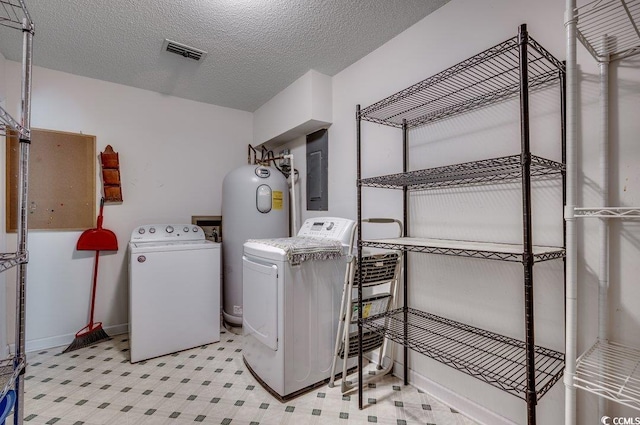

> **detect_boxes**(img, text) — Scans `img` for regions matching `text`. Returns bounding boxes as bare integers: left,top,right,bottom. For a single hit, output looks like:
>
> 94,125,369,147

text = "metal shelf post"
0,3,34,425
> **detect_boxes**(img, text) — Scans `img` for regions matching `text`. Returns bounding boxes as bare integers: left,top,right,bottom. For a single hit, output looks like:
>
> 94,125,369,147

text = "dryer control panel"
130,224,206,243
297,217,355,246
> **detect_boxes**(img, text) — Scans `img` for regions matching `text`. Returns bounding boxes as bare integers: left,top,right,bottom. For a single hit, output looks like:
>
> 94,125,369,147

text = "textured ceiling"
0,0,450,112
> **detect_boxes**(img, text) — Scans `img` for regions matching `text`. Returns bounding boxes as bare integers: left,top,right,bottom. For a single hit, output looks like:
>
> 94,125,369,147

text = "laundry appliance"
242,217,355,400
222,164,289,326
128,224,220,363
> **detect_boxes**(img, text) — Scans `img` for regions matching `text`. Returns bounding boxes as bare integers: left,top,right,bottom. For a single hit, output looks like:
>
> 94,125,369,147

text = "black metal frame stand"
355,24,566,425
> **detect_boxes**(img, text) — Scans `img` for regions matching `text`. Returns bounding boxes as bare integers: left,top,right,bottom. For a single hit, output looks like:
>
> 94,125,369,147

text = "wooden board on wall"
6,129,96,231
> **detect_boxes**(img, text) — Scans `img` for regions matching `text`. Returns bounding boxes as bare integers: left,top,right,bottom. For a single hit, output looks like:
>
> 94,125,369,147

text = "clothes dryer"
242,217,355,400
128,224,220,363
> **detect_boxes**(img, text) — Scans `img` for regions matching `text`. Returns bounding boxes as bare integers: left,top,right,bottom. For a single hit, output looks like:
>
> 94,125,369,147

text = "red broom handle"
89,198,106,328
88,250,100,328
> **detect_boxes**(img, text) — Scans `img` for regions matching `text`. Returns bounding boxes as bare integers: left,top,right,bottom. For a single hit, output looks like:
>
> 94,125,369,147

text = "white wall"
0,50,5,102
253,70,332,147
2,63,252,351
278,0,640,424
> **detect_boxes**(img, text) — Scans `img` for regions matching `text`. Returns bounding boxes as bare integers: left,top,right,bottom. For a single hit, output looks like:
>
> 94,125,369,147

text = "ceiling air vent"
162,39,207,61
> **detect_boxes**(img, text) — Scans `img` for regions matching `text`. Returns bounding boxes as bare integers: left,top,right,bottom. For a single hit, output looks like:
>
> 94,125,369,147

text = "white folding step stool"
329,218,403,393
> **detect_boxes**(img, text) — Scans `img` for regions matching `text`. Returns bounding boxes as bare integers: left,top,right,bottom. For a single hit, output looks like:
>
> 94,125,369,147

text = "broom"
62,249,110,352
63,198,118,353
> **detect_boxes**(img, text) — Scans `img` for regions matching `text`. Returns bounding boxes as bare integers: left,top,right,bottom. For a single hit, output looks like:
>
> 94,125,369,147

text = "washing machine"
242,217,356,400
128,224,220,363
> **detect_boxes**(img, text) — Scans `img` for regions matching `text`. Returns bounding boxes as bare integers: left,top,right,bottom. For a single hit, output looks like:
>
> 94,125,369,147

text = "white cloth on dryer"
246,236,344,265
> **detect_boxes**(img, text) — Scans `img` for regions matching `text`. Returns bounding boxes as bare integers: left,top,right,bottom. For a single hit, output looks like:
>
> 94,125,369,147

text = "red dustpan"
63,198,118,353
77,198,118,251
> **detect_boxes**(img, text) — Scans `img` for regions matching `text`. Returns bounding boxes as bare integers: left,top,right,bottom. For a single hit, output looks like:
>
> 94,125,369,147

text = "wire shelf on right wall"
575,0,640,62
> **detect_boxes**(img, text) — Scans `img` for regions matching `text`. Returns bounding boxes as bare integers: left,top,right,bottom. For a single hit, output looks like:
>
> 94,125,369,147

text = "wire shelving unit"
360,155,564,191
360,35,563,129
575,0,640,62
0,1,34,424
565,0,640,419
361,238,565,263
574,207,640,218
574,341,640,411
363,308,565,400
356,24,566,425
0,253,27,274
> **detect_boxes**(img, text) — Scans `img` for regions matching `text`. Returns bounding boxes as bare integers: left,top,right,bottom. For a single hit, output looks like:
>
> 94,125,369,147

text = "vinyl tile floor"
7,330,478,425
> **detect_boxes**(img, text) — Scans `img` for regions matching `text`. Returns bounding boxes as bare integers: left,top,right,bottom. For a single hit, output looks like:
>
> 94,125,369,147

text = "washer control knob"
149,227,156,234
192,227,199,233
183,226,190,232
138,228,145,234
166,225,174,234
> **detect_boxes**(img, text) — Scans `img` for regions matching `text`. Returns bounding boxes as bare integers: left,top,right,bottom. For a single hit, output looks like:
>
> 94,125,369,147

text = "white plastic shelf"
574,340,640,411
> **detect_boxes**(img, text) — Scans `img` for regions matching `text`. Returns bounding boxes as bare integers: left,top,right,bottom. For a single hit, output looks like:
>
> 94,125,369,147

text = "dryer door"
242,256,278,351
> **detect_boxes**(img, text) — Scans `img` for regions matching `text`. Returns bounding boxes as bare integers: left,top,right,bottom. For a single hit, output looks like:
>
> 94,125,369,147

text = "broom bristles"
62,326,110,353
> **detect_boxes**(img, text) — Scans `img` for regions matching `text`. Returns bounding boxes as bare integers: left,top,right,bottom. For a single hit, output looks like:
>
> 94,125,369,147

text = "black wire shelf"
358,34,564,129
360,238,564,263
359,154,564,191
361,307,564,400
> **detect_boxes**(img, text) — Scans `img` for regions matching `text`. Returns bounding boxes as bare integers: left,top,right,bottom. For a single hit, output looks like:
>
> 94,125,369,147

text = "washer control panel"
297,217,355,245
130,224,205,243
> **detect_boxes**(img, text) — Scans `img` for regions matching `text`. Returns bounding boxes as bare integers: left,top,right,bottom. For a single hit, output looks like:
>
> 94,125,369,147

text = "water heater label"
272,191,283,210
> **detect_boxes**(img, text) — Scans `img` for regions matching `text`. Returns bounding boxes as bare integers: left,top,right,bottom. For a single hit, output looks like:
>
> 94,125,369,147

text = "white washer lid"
130,240,219,254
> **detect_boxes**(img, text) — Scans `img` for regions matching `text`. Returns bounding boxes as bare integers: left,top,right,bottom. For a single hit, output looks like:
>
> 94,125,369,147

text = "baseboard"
9,323,129,354
391,359,516,425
